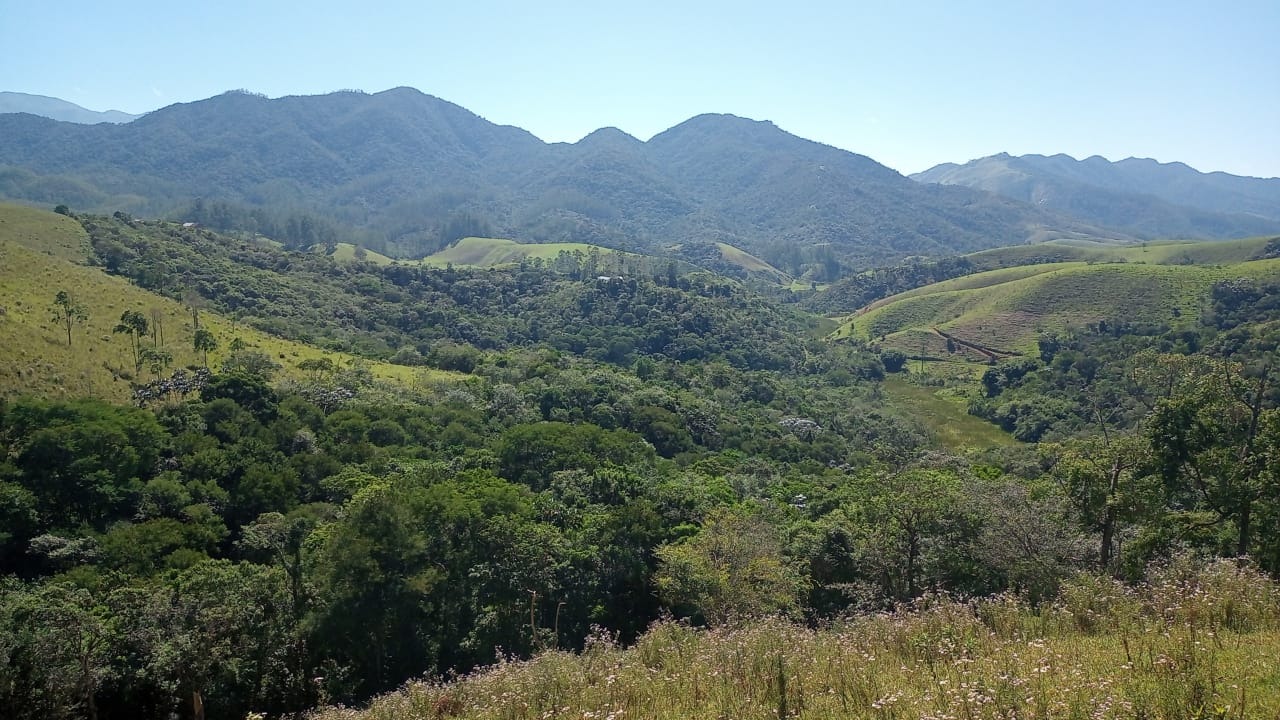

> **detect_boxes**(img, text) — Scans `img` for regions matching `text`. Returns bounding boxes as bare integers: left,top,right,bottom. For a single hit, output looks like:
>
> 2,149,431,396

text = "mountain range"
0,91,139,124
913,153,1280,240
1,87,1278,275
0,88,1109,272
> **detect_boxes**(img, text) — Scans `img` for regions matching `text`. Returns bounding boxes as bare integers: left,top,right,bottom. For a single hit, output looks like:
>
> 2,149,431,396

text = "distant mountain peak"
577,126,642,145
0,91,139,124
912,152,1280,236
0,87,1116,267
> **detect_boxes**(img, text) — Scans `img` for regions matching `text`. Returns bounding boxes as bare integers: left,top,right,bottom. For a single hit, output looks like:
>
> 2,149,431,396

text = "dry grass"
313,559,1280,720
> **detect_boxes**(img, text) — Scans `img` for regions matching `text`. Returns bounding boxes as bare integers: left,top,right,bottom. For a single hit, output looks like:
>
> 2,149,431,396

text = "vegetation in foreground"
5,202,1280,720
317,558,1280,720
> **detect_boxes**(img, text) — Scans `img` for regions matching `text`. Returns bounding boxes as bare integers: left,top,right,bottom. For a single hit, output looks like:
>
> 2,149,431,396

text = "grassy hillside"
713,241,791,282
0,204,459,402
966,235,1276,270
420,236,628,268
315,562,1280,720
323,242,396,265
834,257,1280,356
0,203,88,261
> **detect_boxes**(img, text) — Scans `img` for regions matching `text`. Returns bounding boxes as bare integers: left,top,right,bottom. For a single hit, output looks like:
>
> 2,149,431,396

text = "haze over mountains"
914,153,1280,240
1,87,1277,274
0,91,139,124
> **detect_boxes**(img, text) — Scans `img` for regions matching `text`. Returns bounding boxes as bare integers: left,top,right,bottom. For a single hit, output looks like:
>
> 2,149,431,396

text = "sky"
2,0,1277,178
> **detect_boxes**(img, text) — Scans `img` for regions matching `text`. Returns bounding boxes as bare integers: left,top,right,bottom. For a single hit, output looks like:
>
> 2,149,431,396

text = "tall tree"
50,291,88,348
1045,431,1159,569
1145,355,1278,560
193,328,217,368
113,310,150,373
182,286,205,329
149,307,164,347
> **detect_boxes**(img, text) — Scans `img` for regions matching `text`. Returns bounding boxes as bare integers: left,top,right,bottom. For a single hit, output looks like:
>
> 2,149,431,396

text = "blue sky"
3,0,1277,177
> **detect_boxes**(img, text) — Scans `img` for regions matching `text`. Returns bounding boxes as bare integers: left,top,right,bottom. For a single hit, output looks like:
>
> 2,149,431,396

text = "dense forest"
2,207,1280,720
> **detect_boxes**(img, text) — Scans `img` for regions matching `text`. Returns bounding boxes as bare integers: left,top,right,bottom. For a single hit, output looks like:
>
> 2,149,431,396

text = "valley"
2,88,1280,720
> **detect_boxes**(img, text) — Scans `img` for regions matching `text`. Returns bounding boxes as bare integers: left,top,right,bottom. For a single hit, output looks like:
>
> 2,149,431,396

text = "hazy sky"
3,0,1277,178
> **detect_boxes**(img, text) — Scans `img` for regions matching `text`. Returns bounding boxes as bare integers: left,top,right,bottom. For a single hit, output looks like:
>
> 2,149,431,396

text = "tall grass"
313,558,1280,720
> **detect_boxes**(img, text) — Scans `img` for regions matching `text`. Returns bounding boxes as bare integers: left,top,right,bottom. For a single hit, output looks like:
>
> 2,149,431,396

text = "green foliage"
9,189,1280,720
113,308,150,372
2,398,165,535
192,327,217,366
880,349,908,373
495,422,653,490
80,214,814,372
655,507,807,625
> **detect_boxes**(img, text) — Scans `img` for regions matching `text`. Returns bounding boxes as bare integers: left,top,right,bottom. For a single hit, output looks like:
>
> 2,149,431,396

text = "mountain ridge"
0,88,1130,271
913,153,1280,239
0,91,140,124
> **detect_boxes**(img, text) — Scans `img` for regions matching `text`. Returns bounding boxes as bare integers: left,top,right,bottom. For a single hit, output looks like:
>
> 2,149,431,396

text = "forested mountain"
913,153,1280,239
0,87,1113,271
0,92,139,124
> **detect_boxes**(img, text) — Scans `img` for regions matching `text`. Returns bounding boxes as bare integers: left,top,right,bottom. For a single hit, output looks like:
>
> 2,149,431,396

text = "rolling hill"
419,236,634,269
0,204,458,402
913,153,1280,239
832,251,1280,359
808,234,1280,316
0,88,1115,271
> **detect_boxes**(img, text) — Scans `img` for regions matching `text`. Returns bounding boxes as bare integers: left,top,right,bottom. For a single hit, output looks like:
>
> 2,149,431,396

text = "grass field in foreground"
314,561,1280,720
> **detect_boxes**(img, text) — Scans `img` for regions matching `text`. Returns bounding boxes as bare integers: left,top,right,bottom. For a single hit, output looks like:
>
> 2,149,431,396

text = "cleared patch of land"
321,242,396,265
419,236,628,268
714,241,791,282
882,375,1017,449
